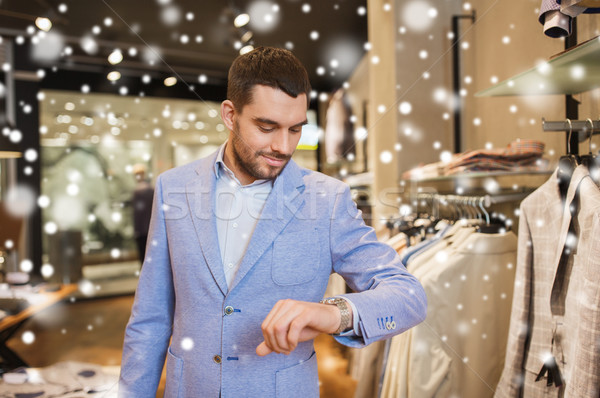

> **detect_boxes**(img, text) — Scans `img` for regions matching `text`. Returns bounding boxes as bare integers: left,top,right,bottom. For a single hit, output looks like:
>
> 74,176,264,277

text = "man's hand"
256,299,351,356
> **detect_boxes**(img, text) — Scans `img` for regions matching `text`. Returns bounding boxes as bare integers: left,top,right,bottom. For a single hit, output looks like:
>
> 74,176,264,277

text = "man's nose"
270,130,290,154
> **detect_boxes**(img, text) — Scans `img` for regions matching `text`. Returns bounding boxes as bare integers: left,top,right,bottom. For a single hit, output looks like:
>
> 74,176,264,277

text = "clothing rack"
415,192,529,223
542,118,600,140
415,191,531,208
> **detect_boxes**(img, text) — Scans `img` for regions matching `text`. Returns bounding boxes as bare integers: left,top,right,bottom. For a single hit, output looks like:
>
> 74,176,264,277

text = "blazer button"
224,306,234,315
213,355,222,364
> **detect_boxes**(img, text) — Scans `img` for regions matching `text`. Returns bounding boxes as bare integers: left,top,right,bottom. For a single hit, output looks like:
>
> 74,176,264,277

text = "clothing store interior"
0,0,599,396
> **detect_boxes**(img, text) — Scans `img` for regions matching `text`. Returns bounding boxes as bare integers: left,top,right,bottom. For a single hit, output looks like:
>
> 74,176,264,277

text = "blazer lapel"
552,165,588,270
229,160,306,292
186,153,228,296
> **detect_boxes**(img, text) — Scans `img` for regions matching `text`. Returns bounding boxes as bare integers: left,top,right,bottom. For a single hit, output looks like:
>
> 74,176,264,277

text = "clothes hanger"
446,197,459,221
457,196,468,220
472,197,483,222
557,119,579,204
476,196,507,234
479,197,490,225
465,197,478,221
580,118,600,185
579,118,594,167
471,197,482,222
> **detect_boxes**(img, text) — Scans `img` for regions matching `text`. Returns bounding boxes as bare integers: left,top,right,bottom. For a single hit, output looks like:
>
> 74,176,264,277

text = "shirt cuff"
335,296,362,337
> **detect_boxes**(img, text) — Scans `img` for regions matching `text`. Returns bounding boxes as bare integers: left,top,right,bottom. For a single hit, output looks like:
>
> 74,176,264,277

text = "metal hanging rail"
542,118,600,137
415,192,529,208
415,192,530,222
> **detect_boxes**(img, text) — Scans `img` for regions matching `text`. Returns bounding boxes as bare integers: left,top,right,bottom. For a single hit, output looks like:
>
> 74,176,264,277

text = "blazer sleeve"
328,185,427,347
118,175,176,397
494,203,533,397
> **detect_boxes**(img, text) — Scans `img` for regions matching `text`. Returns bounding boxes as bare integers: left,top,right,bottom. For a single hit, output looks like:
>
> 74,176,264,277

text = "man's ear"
221,100,236,131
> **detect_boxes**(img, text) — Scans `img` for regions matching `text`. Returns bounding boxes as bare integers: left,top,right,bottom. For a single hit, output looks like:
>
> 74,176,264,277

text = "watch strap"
319,297,352,334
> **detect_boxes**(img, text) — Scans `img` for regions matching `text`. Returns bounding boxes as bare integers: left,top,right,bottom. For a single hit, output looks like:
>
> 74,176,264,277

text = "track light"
108,49,123,65
234,13,250,28
107,71,121,81
35,17,52,32
164,77,177,87
240,30,253,43
240,45,254,55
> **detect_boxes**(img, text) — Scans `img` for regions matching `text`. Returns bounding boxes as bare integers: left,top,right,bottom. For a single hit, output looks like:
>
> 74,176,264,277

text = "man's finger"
256,341,273,356
263,300,303,354
262,300,294,353
271,307,303,353
287,313,310,351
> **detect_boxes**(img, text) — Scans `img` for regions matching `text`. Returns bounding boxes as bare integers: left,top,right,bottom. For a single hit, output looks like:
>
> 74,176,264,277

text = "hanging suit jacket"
381,228,517,398
495,166,600,397
118,151,427,398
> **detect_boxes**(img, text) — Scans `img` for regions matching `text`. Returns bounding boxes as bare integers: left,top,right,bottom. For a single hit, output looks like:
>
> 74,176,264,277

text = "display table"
0,361,119,397
0,284,77,371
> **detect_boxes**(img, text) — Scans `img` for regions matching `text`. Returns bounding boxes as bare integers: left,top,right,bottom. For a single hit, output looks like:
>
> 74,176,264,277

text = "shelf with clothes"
358,155,551,396
400,169,553,183
395,137,561,242
399,139,553,184
468,9,600,393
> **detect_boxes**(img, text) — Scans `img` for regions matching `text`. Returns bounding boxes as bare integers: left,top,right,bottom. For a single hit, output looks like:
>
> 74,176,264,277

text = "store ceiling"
0,0,368,93
39,90,227,146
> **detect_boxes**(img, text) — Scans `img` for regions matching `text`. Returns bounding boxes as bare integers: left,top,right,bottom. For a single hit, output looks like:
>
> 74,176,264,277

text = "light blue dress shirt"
213,143,360,336
214,144,273,289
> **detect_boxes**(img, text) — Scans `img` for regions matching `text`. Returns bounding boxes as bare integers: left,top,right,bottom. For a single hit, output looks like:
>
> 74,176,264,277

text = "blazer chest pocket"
272,228,321,285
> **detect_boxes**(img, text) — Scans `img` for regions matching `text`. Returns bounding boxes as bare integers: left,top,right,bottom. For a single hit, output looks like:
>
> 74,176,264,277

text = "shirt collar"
214,142,273,188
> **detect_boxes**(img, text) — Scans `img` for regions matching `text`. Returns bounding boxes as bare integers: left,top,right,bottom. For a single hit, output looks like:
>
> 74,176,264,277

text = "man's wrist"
319,297,352,334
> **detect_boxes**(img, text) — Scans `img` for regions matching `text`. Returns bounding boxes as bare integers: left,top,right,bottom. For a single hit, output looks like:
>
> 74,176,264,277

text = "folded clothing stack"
401,140,547,180
444,140,546,175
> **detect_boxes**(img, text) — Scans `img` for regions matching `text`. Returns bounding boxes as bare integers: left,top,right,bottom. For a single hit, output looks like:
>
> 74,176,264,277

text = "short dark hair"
227,46,312,112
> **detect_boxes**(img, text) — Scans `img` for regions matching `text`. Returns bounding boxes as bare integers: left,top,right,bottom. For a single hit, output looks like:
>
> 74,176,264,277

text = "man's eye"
259,126,274,132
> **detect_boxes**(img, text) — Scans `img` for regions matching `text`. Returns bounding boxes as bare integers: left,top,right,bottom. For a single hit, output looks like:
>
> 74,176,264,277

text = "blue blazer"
119,150,426,397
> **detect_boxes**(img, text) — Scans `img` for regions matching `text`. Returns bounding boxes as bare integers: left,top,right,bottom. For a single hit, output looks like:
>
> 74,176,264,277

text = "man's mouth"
261,153,289,167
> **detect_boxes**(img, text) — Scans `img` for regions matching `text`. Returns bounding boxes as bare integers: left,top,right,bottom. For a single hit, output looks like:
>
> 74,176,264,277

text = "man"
119,47,426,397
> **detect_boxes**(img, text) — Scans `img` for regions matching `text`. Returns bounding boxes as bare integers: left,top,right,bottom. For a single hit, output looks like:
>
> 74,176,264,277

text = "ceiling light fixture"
108,49,123,65
35,17,52,32
107,71,121,81
240,45,254,55
240,30,253,43
234,13,250,28
164,77,177,87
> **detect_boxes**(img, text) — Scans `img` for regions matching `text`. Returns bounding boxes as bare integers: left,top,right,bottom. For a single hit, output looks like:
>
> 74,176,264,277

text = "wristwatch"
319,297,352,334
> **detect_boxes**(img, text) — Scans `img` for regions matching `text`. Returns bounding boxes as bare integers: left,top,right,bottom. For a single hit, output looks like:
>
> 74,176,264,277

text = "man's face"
222,85,308,185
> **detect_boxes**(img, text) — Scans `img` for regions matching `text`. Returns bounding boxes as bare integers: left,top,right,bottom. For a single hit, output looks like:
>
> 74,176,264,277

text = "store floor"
6,294,357,397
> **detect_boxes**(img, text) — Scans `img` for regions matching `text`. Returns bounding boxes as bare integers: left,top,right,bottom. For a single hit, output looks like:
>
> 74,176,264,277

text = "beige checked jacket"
495,166,600,397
